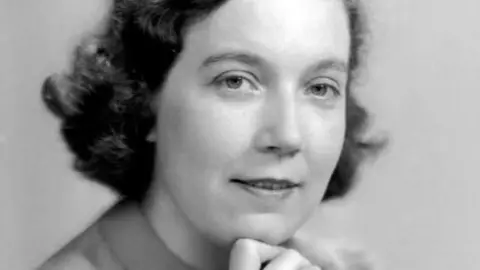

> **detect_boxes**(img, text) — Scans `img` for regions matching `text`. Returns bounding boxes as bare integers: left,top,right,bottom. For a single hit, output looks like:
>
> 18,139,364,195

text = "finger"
336,248,376,270
263,249,311,270
299,266,322,270
285,236,338,269
229,238,286,270
288,236,376,270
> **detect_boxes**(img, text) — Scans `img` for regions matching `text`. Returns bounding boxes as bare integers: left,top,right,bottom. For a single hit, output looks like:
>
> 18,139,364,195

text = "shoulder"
37,252,95,270
36,223,102,270
36,204,126,270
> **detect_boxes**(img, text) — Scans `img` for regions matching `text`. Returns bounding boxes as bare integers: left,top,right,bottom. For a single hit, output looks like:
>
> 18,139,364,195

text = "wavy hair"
42,0,385,202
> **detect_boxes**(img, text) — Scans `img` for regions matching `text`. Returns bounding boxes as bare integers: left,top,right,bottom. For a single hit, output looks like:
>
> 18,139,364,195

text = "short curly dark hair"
42,0,384,202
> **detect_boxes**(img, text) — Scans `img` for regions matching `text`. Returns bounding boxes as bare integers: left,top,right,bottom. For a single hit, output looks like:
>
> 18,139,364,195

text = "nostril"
265,145,300,158
253,121,303,158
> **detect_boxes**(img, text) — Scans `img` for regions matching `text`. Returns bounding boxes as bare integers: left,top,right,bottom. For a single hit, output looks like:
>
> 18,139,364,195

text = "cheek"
303,109,346,184
156,88,256,185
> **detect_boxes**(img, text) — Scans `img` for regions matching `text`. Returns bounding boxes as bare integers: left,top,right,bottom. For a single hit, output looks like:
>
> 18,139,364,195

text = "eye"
306,82,340,100
213,73,258,93
224,76,245,89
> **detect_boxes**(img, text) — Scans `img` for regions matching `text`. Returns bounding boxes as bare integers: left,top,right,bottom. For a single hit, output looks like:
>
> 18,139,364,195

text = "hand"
229,238,321,270
287,236,377,270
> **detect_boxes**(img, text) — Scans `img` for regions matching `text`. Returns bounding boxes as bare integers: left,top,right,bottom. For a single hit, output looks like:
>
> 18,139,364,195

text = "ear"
146,126,157,142
146,92,160,143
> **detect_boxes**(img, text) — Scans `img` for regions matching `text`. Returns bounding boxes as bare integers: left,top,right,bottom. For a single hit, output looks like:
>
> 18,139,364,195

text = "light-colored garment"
37,200,194,270
37,201,376,270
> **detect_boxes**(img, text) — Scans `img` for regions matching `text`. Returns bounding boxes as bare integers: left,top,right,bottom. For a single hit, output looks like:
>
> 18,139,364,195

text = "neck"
141,186,231,270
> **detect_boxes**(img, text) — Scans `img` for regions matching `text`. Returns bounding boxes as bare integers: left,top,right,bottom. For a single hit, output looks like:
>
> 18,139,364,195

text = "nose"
254,94,303,158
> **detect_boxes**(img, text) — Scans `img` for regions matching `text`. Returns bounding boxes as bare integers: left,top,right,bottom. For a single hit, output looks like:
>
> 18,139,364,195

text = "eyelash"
212,72,258,92
305,81,341,99
212,72,341,99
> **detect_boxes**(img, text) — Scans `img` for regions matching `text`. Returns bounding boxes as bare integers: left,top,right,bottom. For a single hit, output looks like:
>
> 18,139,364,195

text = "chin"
233,214,302,246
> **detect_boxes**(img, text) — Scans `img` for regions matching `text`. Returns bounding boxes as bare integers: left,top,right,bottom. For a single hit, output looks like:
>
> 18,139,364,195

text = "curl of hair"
42,0,385,202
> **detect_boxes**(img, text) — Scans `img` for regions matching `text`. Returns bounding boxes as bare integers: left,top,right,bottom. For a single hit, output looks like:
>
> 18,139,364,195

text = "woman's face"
151,0,350,246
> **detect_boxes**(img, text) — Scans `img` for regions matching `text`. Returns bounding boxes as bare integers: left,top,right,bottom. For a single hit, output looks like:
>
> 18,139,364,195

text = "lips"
230,178,302,190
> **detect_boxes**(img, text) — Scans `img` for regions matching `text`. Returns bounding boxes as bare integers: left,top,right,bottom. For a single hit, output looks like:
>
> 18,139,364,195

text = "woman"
39,0,384,269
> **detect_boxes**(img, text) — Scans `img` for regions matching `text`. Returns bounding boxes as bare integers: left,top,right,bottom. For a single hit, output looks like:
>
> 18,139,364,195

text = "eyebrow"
200,51,348,74
311,58,348,74
201,52,265,69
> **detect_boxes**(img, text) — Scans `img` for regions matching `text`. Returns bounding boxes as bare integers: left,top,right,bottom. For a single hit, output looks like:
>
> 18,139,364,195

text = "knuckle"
285,248,302,257
285,248,303,259
300,266,321,270
232,238,256,254
282,248,310,265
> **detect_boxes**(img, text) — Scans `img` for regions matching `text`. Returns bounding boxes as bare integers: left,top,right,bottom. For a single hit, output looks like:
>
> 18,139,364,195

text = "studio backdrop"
1,0,478,269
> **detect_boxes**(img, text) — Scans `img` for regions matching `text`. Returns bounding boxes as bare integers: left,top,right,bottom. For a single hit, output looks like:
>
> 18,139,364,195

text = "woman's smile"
148,0,349,249
37,0,383,268
231,177,302,200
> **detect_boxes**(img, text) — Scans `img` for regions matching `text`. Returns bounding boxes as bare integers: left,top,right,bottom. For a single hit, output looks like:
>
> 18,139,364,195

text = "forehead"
184,0,350,65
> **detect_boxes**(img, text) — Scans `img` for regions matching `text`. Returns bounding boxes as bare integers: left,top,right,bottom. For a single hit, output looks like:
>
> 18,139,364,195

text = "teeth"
246,182,293,190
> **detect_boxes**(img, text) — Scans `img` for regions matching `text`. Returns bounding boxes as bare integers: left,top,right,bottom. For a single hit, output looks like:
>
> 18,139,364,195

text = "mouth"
230,178,303,191
230,177,302,202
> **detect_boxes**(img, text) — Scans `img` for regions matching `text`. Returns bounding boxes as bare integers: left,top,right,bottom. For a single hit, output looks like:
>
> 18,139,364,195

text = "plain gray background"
1,0,478,269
